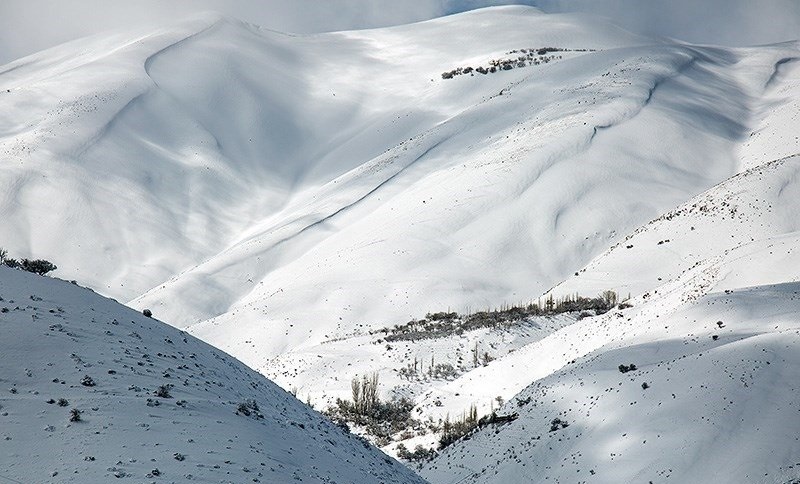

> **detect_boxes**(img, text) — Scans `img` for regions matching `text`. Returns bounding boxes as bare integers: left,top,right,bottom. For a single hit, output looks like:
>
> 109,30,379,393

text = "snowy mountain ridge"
2,5,800,483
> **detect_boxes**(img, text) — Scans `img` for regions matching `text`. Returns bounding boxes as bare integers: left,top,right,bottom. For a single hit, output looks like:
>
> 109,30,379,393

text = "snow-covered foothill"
0,267,424,484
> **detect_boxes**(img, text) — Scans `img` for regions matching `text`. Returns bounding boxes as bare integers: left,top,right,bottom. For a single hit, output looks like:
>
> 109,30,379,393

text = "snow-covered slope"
419,50,800,484
3,6,786,364
422,278,800,483
3,7,800,480
0,267,424,484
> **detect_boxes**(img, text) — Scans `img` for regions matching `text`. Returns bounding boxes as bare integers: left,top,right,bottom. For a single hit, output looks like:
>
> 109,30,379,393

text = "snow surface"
0,267,424,483
2,5,800,482
2,6,771,360
422,280,800,483
419,46,800,484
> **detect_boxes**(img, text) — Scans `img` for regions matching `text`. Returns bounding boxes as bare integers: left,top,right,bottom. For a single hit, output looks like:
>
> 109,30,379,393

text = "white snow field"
0,6,782,357
2,4,800,482
419,50,800,483
0,266,425,484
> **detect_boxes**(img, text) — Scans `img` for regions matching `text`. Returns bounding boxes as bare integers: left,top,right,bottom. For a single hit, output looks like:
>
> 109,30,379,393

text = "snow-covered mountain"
0,266,424,483
2,4,800,482
420,49,800,483
0,6,776,356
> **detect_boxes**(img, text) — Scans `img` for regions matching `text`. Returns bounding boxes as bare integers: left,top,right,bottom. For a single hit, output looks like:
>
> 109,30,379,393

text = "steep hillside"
419,50,800,484
3,7,800,479
422,277,800,483
0,266,424,484
2,6,785,363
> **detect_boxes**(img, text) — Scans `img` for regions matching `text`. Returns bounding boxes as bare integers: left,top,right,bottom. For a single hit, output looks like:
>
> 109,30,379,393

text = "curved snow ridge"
66,17,229,158
69,15,234,159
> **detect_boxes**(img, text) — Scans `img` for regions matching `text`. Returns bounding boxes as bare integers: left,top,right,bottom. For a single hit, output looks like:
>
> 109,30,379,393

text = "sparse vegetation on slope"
441,46,594,79
323,373,423,446
0,247,57,275
377,291,622,342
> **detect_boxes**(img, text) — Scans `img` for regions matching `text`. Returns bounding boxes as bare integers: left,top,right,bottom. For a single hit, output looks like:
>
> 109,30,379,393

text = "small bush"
69,408,82,422
618,364,637,373
57,398,69,407
80,375,96,387
142,309,153,318
155,384,172,398
20,259,57,275
549,417,569,432
236,399,263,418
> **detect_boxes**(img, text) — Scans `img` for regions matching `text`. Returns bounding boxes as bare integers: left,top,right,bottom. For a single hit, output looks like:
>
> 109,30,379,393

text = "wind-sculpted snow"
0,267,425,483
2,8,800,480
1,7,788,363
419,50,800,484
183,41,791,371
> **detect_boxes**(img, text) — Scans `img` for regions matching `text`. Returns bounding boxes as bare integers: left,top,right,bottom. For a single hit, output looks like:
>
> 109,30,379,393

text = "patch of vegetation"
396,443,437,465
324,373,420,446
379,290,621,342
439,404,479,449
437,406,519,450
441,46,594,80
1,248,58,275
154,384,172,398
549,417,569,432
235,399,264,419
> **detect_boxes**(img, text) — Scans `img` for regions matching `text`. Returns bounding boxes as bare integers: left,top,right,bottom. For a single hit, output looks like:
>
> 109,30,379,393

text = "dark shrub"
396,443,437,464
20,259,57,275
236,399,263,419
549,417,569,432
155,384,172,398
